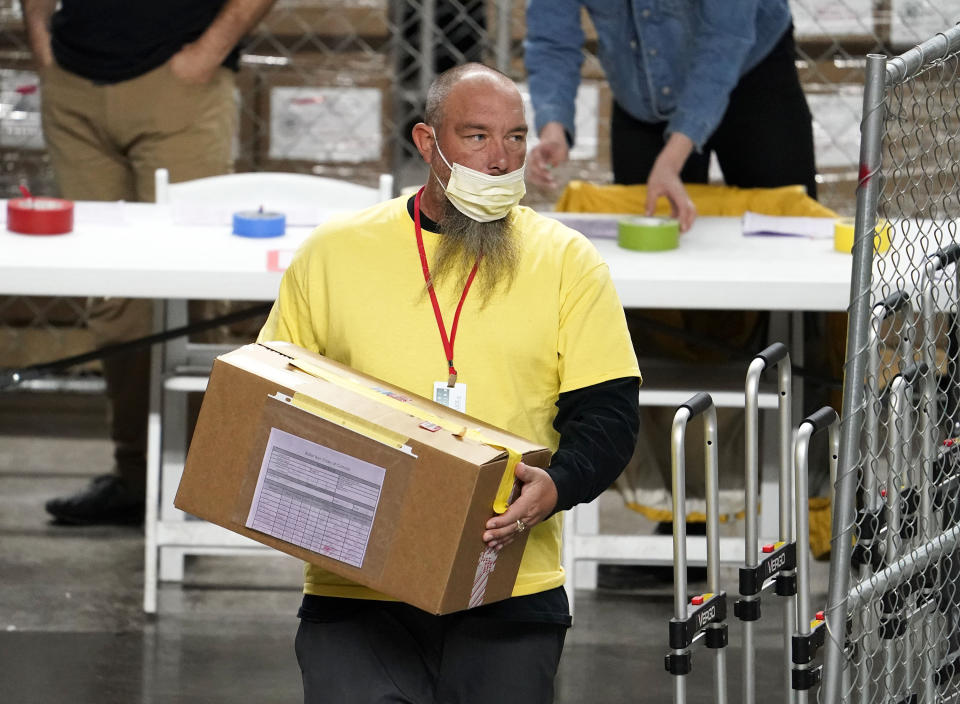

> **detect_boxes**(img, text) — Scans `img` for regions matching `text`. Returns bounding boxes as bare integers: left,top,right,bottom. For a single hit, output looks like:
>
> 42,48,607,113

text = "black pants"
296,600,567,704
611,26,817,198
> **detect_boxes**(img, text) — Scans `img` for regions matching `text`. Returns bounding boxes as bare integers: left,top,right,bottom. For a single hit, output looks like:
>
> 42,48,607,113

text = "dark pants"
611,26,817,198
295,600,566,704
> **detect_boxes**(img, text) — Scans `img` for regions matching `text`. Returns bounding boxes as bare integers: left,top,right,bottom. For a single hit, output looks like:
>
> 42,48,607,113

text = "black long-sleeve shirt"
548,375,640,513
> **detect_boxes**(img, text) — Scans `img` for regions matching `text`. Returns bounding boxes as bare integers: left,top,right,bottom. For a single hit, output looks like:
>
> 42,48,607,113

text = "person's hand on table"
483,462,558,550
645,133,697,233
528,122,570,189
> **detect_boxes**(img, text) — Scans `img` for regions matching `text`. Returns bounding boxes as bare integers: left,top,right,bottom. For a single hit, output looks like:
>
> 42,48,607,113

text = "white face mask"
431,127,526,222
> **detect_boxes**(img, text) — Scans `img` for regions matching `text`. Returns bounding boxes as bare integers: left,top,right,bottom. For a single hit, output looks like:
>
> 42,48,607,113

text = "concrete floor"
0,390,829,703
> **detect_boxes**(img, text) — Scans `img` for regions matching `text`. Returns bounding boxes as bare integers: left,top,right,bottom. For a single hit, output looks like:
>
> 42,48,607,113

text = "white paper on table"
742,211,835,239
545,213,619,239
246,426,386,568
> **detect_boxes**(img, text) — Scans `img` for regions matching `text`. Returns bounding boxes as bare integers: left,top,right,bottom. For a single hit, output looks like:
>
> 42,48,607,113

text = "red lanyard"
414,187,479,387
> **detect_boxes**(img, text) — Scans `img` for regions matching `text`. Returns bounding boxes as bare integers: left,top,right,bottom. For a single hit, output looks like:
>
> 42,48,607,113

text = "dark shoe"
45,474,144,526
655,521,707,536
597,563,670,589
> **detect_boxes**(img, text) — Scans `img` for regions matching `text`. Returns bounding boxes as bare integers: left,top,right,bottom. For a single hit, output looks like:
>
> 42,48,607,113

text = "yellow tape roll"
617,216,680,251
834,217,891,254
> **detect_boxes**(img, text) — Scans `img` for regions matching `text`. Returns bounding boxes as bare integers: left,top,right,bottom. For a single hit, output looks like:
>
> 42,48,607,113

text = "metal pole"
419,0,436,99
494,0,512,74
885,24,960,85
917,361,936,704
779,357,797,704
741,346,794,704
856,299,894,704
795,423,814,704
847,521,960,611
884,375,908,700
743,358,763,704
704,404,727,704
672,408,690,704
820,52,890,704
920,255,955,703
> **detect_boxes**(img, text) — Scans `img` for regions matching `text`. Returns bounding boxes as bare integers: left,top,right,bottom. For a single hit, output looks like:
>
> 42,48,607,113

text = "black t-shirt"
51,0,241,83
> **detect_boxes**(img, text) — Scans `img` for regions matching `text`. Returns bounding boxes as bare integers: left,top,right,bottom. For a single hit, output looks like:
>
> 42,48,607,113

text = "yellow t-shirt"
258,196,640,599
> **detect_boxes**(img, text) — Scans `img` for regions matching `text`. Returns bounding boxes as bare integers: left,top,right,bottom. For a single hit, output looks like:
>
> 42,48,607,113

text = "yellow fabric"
259,196,641,599
555,180,840,218
808,496,833,560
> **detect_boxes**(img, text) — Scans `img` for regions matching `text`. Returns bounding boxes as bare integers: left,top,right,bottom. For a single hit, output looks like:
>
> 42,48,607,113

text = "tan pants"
40,60,236,492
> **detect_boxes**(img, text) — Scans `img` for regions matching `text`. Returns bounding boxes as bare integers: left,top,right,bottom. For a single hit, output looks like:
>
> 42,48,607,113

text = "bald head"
424,63,520,129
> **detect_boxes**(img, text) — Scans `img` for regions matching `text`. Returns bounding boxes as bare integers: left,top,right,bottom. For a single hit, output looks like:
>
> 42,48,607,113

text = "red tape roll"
7,197,74,235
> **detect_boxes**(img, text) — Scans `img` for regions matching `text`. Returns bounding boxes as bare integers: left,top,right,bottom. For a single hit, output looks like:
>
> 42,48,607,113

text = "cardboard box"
791,0,874,41
255,0,389,41
175,341,550,615
0,67,43,151
253,53,392,175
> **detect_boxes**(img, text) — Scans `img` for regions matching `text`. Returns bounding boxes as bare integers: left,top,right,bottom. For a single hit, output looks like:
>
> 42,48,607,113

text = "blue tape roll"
233,210,286,238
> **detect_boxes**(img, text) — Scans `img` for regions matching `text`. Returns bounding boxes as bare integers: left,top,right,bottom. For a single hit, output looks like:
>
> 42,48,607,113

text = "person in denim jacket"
525,0,817,231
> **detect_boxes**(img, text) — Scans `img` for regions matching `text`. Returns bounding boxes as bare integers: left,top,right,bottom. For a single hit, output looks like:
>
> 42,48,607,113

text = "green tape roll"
617,216,680,251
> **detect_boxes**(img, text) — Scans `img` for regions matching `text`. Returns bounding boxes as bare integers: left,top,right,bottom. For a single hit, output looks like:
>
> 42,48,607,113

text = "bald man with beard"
259,63,641,704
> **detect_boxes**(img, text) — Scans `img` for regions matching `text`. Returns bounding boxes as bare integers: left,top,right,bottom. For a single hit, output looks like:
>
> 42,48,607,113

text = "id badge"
433,381,467,412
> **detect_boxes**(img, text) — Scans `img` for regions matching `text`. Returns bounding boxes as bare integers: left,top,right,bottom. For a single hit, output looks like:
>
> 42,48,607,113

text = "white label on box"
269,86,382,163
789,0,873,38
890,0,960,45
520,82,599,161
807,87,864,169
0,69,44,149
246,427,386,568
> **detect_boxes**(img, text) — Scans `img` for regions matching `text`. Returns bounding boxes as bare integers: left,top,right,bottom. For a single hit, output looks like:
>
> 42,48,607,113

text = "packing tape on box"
7,196,74,235
469,546,501,609
834,217,891,254
289,357,521,514
233,209,286,238
291,393,411,451
617,216,680,251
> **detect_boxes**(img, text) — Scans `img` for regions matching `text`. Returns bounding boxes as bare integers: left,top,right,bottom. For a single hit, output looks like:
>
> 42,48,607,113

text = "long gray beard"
429,199,519,302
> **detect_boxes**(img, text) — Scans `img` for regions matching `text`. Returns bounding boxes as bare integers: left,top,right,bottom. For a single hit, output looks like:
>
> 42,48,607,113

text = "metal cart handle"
929,243,960,272
755,341,789,368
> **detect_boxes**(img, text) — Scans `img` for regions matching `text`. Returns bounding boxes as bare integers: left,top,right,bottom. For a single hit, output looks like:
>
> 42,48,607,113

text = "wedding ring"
516,519,526,534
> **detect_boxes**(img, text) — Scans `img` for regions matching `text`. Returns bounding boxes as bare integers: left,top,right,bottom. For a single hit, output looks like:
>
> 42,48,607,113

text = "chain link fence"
821,22,960,704
0,0,958,379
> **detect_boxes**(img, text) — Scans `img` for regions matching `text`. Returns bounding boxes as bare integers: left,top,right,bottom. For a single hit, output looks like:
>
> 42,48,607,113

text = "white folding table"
0,202,857,612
